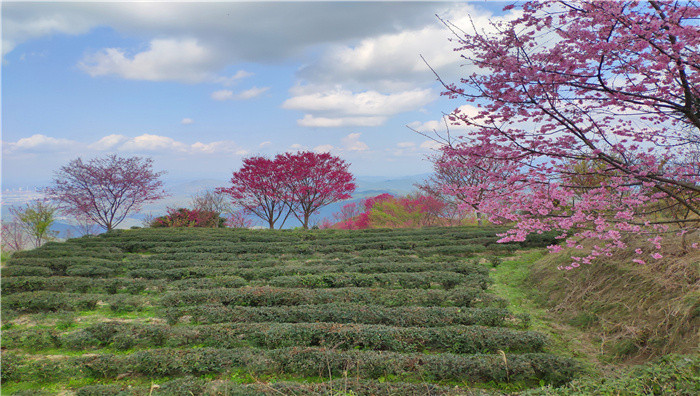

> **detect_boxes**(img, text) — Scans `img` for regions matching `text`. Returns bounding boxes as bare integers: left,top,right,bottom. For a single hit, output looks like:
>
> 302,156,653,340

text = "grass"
485,237,699,395
489,250,602,366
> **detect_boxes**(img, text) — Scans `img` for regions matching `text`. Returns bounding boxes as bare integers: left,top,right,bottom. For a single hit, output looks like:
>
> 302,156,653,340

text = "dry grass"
528,233,699,363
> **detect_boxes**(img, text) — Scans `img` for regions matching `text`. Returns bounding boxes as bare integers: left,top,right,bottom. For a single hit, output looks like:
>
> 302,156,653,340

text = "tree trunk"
476,211,483,226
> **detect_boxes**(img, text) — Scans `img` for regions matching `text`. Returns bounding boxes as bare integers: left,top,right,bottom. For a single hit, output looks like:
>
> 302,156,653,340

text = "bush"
1,291,99,313
151,208,226,228
1,266,53,277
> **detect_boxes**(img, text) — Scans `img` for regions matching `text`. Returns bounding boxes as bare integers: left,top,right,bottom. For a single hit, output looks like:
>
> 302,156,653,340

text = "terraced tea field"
1,227,577,395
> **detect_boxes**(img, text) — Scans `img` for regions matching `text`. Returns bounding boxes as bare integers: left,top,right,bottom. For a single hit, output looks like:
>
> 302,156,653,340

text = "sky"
2,1,516,189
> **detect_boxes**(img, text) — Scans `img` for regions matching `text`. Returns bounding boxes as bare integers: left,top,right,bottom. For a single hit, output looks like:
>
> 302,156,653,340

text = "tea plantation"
1,227,578,395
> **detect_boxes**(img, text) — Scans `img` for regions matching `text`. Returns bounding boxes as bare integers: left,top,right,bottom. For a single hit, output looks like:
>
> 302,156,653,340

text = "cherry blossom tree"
1,220,29,252
429,0,700,268
217,156,291,229
278,151,356,229
420,143,518,226
48,155,167,231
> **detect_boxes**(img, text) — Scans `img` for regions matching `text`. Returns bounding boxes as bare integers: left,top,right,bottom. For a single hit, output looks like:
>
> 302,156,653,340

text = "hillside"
1,227,574,395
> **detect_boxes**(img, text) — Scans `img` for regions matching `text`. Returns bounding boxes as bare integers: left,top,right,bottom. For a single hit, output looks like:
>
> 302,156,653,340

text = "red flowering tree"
278,151,356,229
48,155,167,231
217,156,291,229
428,1,700,268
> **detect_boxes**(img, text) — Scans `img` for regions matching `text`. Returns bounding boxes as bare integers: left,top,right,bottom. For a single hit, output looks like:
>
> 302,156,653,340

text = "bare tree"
1,220,29,252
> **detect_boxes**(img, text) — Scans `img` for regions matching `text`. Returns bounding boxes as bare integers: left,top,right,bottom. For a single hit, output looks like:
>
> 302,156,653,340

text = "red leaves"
218,151,356,229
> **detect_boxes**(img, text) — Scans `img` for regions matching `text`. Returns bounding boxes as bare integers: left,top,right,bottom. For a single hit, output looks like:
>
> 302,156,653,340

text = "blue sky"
2,1,514,189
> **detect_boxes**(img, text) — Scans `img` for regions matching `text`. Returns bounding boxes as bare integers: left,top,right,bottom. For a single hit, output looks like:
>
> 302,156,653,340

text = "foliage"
48,155,167,231
523,354,699,396
217,156,292,229
279,151,356,229
430,0,700,268
333,193,452,230
219,151,355,229
150,207,226,228
225,210,253,228
6,200,58,249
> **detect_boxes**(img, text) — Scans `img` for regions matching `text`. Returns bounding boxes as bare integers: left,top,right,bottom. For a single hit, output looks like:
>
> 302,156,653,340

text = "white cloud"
289,143,307,151
284,88,433,116
259,141,272,148
79,38,223,83
297,115,386,128
2,8,97,56
191,141,246,155
3,134,76,153
211,87,269,101
313,144,335,153
211,90,234,101
235,86,269,100
88,134,129,150
408,105,480,133
342,133,369,151
397,141,416,148
119,134,190,152
420,140,443,151
4,2,443,61
4,133,248,156
181,118,194,125
213,70,254,86
296,4,522,92
284,88,434,127
88,134,246,155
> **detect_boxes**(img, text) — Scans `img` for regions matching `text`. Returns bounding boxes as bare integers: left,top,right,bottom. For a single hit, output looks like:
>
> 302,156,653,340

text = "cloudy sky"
2,1,515,188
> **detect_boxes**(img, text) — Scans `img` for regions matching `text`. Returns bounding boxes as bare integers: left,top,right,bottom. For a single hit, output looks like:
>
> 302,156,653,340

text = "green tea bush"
159,286,501,309
66,265,117,278
1,266,53,277
162,303,525,328
76,385,133,396
67,347,576,384
2,291,99,313
266,271,489,290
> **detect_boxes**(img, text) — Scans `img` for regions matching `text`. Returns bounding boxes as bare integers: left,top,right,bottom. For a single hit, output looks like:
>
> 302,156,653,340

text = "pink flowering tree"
429,0,700,268
217,156,291,229
420,142,520,226
48,155,167,231
278,151,356,229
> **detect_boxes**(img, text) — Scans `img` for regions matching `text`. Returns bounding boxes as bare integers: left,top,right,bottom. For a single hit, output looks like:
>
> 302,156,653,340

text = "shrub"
151,208,225,228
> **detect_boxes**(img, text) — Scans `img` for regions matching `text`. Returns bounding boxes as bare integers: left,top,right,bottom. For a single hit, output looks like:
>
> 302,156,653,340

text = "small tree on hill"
48,155,167,231
1,220,29,252
279,151,356,229
8,200,58,248
217,156,291,229
219,152,356,229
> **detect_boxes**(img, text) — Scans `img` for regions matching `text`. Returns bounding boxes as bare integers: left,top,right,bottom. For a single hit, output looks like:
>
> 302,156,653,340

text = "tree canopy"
426,0,699,268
